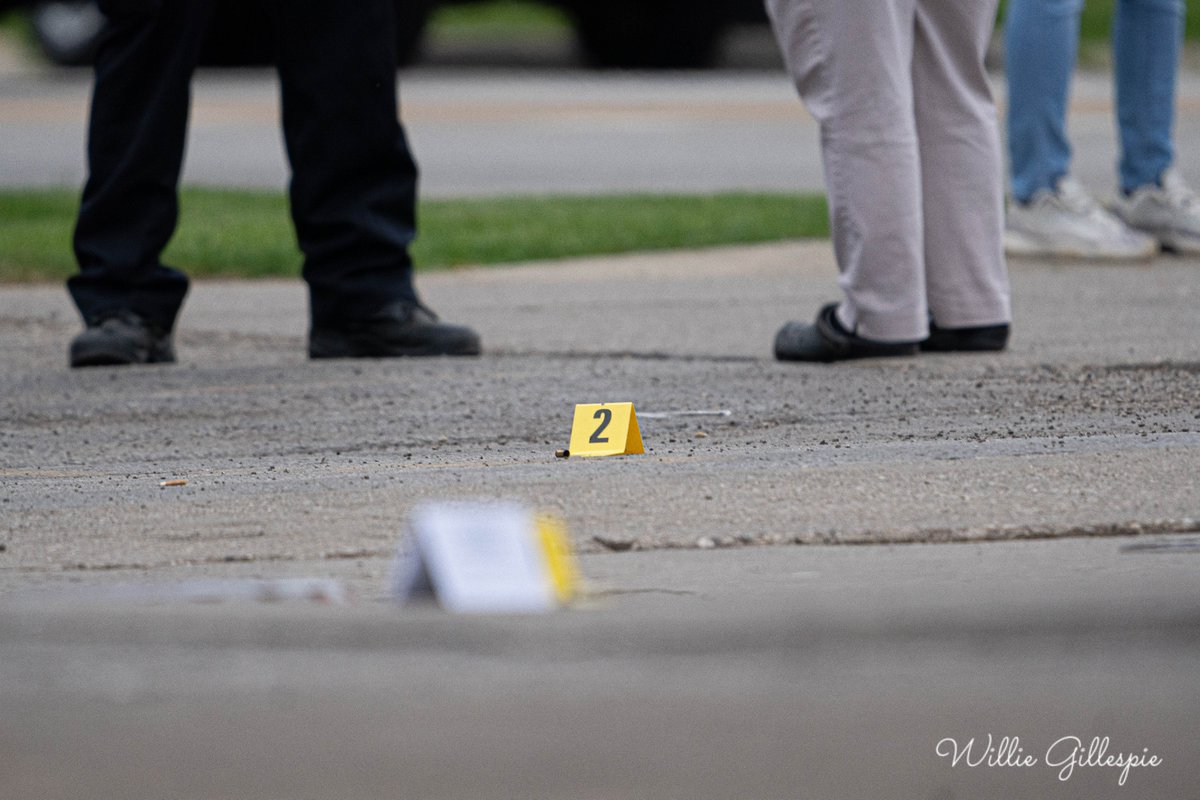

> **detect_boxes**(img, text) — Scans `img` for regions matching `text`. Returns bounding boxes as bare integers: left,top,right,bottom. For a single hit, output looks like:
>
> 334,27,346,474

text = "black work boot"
308,301,481,359
69,310,176,368
774,303,919,363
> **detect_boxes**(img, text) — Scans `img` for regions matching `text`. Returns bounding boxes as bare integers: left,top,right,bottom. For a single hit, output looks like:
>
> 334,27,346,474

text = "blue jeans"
1005,0,1184,203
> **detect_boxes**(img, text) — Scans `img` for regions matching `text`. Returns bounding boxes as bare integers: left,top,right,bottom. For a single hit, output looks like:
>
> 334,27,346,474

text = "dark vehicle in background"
2,0,767,69
13,0,275,66
559,0,766,69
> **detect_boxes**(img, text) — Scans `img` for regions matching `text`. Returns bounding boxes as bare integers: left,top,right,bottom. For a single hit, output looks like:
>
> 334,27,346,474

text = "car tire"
573,0,723,69
27,0,429,68
28,0,105,66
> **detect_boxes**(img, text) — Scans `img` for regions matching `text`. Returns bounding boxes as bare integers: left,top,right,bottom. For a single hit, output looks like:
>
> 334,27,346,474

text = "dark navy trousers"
70,0,420,331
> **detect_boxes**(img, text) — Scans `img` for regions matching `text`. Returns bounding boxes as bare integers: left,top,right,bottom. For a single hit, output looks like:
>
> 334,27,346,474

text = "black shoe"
921,322,1010,352
309,300,481,359
69,310,175,368
774,303,919,363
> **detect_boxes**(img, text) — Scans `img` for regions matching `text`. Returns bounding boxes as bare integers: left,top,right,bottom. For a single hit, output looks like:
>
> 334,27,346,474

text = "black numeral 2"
589,408,613,443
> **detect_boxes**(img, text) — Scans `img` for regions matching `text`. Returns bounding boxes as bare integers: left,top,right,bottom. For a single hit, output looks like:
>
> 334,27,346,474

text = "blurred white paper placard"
392,502,560,613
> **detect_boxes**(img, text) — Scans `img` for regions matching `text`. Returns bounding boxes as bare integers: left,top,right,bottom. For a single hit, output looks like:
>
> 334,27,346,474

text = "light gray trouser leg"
766,0,1011,341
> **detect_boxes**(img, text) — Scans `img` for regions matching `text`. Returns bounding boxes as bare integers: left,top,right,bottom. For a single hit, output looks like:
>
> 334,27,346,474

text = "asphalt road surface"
2,242,1199,798
4,67,1200,198
3,36,1200,800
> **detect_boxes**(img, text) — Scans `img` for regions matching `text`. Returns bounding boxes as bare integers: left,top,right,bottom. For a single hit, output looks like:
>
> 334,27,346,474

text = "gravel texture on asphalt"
3,242,1199,595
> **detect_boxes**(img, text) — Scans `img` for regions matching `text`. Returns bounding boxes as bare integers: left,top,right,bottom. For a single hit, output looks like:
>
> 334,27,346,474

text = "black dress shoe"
774,303,919,363
309,300,481,359
69,310,175,368
921,322,1010,352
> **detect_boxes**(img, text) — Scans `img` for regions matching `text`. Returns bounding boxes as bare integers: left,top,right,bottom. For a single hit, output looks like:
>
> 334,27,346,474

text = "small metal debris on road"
638,409,732,420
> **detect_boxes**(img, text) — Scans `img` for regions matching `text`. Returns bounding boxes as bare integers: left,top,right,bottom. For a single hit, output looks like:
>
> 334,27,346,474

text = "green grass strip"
426,0,572,40
0,188,829,283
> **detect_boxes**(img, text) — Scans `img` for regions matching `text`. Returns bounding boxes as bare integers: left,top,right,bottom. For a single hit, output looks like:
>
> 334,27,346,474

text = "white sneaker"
1113,168,1200,255
1005,175,1158,259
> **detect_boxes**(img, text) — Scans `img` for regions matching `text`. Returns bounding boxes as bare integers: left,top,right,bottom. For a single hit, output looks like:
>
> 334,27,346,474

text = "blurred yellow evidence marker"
392,502,584,613
568,402,644,457
536,513,582,604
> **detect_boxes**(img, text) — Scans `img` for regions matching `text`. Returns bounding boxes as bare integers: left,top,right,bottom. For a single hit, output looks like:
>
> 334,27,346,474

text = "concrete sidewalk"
2,241,1199,798
3,539,1197,800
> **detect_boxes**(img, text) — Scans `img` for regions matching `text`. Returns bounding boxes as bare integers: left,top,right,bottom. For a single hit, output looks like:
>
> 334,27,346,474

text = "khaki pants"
766,0,1012,341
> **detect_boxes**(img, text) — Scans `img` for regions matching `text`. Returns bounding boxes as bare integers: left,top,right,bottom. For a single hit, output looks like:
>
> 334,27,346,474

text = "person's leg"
1005,0,1082,203
1114,0,1183,192
1002,0,1156,260
766,0,925,346
268,0,479,357
69,0,214,333
913,0,1010,335
1110,0,1200,252
1110,0,1200,253
267,0,420,326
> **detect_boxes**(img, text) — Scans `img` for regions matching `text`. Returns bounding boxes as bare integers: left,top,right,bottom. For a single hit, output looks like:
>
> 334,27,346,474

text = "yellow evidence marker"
568,402,645,457
536,513,583,604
